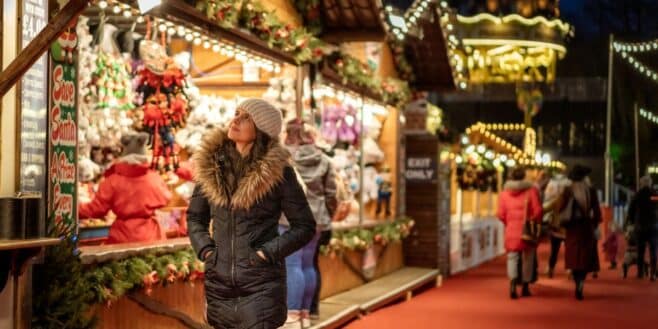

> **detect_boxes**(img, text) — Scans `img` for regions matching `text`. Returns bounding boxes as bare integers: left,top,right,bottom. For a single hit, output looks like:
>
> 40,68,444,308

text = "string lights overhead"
612,40,658,83
640,108,658,125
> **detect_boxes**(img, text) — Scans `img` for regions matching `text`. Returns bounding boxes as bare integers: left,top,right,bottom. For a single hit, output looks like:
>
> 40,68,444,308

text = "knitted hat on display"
238,98,283,138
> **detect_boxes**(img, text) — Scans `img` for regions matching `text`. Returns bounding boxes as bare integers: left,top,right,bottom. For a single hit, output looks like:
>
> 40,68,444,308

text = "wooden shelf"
0,238,60,251
150,0,298,65
80,237,191,264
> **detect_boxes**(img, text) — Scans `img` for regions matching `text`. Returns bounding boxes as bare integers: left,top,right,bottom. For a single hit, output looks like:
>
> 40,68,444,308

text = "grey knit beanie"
237,98,283,138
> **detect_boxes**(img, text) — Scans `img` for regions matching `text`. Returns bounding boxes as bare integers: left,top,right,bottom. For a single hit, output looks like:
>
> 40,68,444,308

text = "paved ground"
346,245,658,329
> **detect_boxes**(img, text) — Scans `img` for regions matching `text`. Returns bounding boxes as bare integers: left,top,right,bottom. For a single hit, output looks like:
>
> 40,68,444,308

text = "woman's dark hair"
248,128,274,163
511,167,526,181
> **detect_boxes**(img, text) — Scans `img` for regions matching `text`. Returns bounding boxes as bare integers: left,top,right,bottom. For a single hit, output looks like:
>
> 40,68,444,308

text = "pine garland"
196,0,326,63
321,217,415,258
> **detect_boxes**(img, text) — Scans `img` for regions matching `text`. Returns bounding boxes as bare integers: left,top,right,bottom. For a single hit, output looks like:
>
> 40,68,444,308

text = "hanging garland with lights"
196,0,327,63
455,144,504,192
320,217,415,257
613,40,658,83
329,52,411,107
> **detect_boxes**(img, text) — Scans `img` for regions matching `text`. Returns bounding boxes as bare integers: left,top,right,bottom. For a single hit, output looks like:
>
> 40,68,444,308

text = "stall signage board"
19,0,48,193
48,25,78,226
405,157,436,183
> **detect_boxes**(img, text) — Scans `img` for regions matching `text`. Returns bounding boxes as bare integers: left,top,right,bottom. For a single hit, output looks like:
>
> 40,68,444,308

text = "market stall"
449,122,565,274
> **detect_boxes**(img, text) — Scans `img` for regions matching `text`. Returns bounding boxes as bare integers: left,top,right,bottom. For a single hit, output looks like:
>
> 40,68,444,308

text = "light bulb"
203,41,211,49
177,26,186,37
98,1,108,9
123,10,132,17
137,16,145,23
212,44,221,52
113,5,121,14
167,27,176,35
185,34,193,42
158,24,167,32
193,37,202,45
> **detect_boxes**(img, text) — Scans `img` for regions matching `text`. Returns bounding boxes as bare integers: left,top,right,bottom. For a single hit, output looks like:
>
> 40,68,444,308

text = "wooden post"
0,0,88,98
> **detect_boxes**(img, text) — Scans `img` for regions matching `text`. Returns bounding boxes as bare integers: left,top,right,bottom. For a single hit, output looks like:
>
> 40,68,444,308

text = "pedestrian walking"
187,99,316,328
497,167,543,299
627,175,657,281
543,172,570,278
558,165,601,300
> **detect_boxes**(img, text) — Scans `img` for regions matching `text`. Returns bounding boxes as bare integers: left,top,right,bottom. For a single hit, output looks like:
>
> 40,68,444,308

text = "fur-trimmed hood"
503,180,533,195
192,127,291,210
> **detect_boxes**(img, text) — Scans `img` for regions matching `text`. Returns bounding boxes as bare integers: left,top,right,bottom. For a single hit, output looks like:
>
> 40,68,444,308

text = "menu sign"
19,0,48,192
49,23,78,226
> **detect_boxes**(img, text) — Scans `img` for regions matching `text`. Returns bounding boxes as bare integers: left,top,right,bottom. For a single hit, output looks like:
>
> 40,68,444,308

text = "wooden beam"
321,29,386,43
0,0,88,98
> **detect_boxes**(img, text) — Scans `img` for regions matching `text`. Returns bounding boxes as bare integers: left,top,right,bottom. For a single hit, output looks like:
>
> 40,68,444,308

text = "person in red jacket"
79,132,172,244
497,167,542,299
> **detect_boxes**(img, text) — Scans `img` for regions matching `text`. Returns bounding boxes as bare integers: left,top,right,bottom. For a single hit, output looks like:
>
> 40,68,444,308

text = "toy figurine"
375,167,393,217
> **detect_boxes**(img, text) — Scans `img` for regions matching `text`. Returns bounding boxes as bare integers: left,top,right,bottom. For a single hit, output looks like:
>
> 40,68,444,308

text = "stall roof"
148,0,298,65
403,7,455,92
319,0,388,42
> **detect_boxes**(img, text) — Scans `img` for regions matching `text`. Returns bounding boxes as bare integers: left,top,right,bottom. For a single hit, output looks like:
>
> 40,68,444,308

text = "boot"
575,280,584,301
510,279,518,299
623,264,628,279
609,261,617,270
521,283,532,297
547,267,554,279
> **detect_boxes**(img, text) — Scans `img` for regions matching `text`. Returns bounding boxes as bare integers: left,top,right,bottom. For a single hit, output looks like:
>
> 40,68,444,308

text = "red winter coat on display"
79,154,172,244
497,180,543,252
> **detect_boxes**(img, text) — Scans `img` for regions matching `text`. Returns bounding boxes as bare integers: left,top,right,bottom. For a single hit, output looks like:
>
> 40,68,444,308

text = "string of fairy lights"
613,39,658,83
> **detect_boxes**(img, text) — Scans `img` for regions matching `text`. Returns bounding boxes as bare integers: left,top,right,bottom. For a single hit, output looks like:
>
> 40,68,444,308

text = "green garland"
320,217,415,257
330,52,411,108
388,40,415,82
292,0,323,36
84,248,205,305
196,0,326,63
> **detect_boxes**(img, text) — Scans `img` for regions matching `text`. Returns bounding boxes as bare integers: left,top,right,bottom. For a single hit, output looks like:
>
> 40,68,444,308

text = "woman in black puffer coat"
187,99,315,328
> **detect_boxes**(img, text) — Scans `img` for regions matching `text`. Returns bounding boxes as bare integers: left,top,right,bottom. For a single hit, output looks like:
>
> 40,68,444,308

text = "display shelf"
0,238,60,251
149,0,298,65
331,218,394,231
80,237,191,264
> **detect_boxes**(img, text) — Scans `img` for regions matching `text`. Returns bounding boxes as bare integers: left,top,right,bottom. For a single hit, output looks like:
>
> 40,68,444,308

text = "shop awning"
403,8,455,92
318,0,388,42
149,0,298,65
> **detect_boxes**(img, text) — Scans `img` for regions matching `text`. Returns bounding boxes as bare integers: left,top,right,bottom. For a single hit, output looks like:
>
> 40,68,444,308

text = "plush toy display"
321,102,361,146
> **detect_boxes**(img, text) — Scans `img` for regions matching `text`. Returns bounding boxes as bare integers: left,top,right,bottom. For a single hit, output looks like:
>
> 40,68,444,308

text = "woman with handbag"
558,165,601,300
497,167,543,299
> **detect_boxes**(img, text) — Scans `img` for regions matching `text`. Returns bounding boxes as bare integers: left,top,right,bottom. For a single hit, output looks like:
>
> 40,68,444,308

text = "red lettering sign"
52,65,75,107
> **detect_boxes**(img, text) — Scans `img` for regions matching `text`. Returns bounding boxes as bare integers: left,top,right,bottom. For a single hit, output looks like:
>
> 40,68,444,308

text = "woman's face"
228,109,257,144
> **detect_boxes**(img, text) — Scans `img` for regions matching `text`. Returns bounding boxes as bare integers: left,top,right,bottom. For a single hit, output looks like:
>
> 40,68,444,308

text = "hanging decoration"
516,87,543,119
455,144,503,192
612,40,658,83
134,37,190,171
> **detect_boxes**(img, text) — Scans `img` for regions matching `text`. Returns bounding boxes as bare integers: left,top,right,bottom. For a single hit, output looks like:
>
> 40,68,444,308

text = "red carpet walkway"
345,247,658,329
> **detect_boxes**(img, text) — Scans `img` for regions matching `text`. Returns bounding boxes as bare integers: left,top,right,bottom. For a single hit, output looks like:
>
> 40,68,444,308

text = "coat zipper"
230,210,236,287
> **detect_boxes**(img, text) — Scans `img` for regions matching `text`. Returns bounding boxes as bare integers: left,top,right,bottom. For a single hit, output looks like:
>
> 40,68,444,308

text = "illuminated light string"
455,13,571,34
640,108,658,125
94,1,282,73
384,0,467,90
613,40,658,54
616,51,658,82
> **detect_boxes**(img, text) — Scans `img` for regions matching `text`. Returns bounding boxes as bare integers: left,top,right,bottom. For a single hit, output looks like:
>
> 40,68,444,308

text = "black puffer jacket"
629,187,657,234
187,128,315,329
